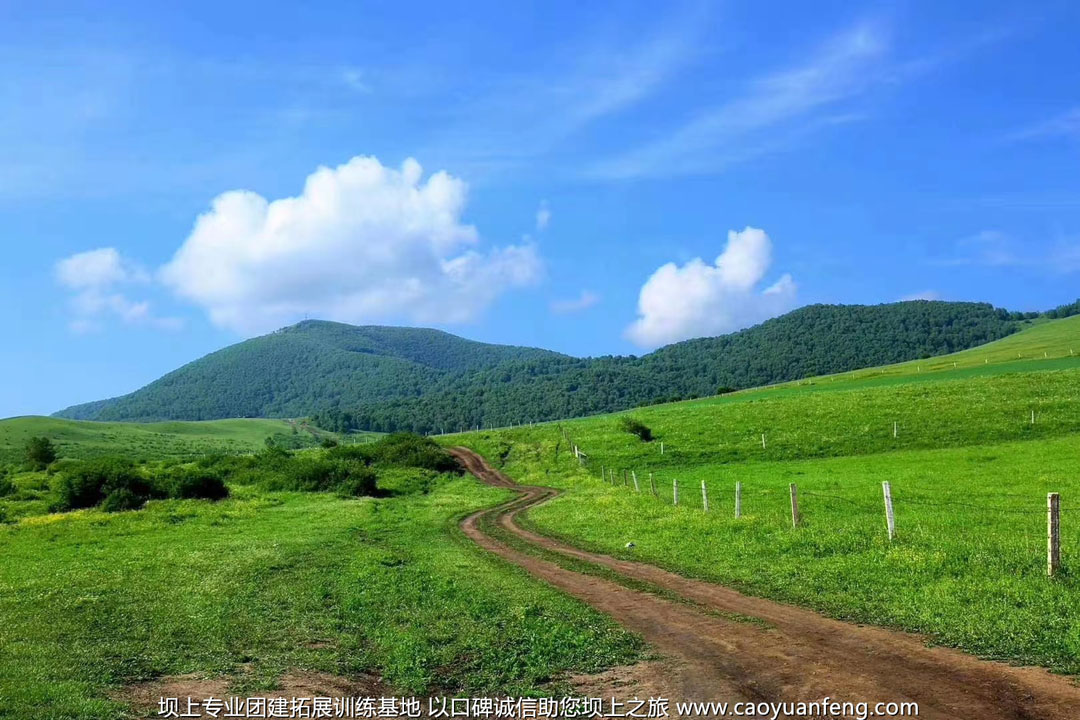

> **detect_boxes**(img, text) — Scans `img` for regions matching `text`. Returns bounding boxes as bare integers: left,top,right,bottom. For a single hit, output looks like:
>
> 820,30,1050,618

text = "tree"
25,436,57,470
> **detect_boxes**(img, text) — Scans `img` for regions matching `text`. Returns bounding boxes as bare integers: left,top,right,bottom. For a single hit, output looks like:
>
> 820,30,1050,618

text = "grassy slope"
0,475,641,720
446,315,1080,675
0,416,351,465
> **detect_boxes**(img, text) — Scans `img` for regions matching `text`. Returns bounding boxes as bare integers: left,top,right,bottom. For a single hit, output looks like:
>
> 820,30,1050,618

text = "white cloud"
1007,107,1080,142
536,200,551,231
159,155,542,334
55,248,178,333
590,22,889,179
550,290,600,314
625,227,796,348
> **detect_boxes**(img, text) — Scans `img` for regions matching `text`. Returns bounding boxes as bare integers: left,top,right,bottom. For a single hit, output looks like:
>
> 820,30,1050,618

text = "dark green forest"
54,301,1045,433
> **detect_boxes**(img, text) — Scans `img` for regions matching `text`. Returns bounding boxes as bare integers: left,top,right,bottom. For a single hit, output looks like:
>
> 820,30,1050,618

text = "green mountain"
56,301,1029,431
56,322,566,422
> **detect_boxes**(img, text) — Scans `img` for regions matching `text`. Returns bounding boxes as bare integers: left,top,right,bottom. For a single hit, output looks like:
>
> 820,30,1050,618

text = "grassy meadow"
0,416,337,466
0,432,642,719
446,316,1080,675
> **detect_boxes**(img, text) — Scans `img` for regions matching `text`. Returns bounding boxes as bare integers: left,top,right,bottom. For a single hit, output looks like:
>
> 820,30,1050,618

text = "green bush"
335,467,378,497
618,417,653,442
169,469,229,501
101,488,145,513
24,436,57,470
0,475,15,498
52,457,158,511
368,433,461,473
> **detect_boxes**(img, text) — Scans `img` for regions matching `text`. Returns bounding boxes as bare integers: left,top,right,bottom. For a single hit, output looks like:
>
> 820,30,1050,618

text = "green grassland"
778,313,1080,391
0,416,317,465
0,469,642,719
446,316,1080,676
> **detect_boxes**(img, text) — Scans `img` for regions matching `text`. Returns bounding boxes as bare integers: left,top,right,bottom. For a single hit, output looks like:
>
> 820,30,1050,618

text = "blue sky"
3,0,1080,418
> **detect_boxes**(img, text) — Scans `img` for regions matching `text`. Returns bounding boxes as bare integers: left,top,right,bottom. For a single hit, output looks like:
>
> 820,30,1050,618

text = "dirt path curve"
450,447,1080,720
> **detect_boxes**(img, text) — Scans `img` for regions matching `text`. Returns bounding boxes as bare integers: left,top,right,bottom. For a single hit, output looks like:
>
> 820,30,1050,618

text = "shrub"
619,417,653,442
369,433,461,473
24,436,57,470
52,457,157,511
335,467,378,497
716,386,736,395
0,475,15,498
320,437,340,448
169,469,230,501
101,488,145,513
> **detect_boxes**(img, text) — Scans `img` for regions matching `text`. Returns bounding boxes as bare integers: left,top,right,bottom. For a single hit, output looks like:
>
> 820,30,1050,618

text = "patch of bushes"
0,472,15,498
24,436,57,470
167,468,230,501
51,457,230,513
51,457,160,512
619,417,653,442
367,433,462,473
716,386,736,395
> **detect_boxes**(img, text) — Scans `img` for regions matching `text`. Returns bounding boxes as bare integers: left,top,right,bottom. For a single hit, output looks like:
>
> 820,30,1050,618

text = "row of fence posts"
564,423,1065,578
594,460,1064,578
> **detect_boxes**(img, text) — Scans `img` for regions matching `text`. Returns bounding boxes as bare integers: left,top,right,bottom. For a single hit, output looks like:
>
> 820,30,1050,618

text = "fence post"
882,481,896,541
623,469,628,487
673,480,679,506
660,442,664,455
893,422,898,439
650,473,657,497
632,471,640,492
701,480,709,512
761,433,766,450
735,481,742,519
1048,492,1061,578
789,483,799,528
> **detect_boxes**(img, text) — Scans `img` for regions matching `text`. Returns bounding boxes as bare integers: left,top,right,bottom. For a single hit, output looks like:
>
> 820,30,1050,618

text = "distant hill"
54,301,1031,431
56,322,566,422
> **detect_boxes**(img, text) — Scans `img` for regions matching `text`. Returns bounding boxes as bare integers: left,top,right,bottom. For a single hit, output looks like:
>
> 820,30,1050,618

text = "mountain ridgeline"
56,302,1026,432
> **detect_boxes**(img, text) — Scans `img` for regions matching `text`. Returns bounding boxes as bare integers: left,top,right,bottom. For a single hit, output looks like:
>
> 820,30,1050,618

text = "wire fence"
557,425,1072,577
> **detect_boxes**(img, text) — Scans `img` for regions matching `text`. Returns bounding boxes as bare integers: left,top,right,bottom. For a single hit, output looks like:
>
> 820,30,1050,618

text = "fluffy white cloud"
625,227,796,348
160,156,542,334
550,290,600,314
536,200,551,231
55,248,178,333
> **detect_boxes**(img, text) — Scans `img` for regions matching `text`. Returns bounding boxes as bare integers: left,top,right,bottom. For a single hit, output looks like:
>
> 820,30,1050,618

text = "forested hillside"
56,301,1028,432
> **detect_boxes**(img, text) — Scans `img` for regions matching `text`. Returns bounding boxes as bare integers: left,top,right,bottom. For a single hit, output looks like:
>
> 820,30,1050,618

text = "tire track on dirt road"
450,446,1080,720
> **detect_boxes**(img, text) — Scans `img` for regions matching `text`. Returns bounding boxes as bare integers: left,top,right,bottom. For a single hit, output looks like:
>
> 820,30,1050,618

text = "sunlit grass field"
0,416,315,465
0,472,642,720
445,316,1080,675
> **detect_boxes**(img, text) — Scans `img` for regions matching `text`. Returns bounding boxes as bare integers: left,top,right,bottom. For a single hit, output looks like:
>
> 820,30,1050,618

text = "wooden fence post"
701,480,709,512
789,483,799,528
660,442,664,454
623,469,628,487
650,473,657,497
632,471,640,492
761,433,766,450
673,480,679,506
735,481,742,519
1048,492,1061,578
882,481,896,541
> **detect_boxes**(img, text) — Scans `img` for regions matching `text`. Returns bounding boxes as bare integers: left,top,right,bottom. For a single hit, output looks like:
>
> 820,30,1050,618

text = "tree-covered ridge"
56,321,565,422
55,301,1033,432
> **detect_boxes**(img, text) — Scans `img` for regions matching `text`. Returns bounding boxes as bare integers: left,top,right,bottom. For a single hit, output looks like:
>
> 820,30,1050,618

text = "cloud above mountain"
158,156,542,334
625,227,796,347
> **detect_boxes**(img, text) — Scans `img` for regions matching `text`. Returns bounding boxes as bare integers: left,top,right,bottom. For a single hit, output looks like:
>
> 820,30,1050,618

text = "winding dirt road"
450,446,1080,720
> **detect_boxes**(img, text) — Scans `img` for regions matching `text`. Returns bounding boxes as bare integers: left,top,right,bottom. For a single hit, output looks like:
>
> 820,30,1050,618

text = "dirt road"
449,446,1080,720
